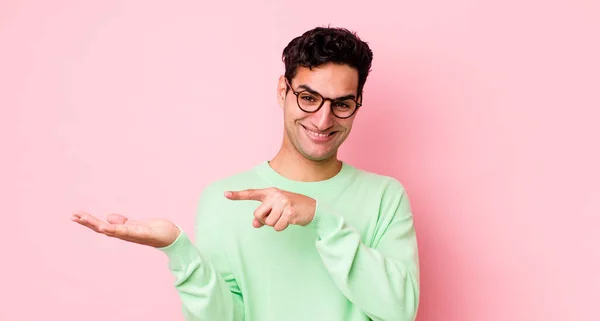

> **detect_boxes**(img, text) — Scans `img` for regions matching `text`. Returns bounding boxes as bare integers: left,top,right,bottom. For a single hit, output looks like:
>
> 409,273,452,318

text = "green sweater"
158,161,420,321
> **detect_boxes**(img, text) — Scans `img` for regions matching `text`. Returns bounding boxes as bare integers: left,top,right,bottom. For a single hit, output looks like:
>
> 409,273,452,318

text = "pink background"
2,1,599,320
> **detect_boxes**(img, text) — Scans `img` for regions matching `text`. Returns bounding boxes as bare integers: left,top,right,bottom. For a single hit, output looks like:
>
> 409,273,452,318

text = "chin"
301,148,337,162
296,138,341,161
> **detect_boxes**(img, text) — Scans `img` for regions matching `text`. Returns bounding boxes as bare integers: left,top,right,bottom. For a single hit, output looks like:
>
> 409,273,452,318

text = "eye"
334,101,351,108
299,93,319,103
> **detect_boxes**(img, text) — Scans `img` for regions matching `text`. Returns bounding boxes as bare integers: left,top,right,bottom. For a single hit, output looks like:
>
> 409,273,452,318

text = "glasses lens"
297,92,322,112
331,99,357,118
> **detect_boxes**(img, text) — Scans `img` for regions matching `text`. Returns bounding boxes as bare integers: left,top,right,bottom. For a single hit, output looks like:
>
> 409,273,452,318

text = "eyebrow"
297,84,357,100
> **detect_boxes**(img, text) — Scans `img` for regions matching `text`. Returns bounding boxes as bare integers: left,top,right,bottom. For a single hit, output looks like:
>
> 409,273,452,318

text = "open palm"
71,211,180,248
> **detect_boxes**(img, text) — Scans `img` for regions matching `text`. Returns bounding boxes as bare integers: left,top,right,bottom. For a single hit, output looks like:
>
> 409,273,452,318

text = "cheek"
338,119,354,131
282,107,295,124
283,103,306,123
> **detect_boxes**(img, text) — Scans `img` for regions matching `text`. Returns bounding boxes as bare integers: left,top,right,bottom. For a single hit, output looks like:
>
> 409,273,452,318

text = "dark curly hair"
282,26,373,98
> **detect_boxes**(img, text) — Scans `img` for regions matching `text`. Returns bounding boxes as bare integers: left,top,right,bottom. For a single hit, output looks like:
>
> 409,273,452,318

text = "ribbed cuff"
156,227,201,271
306,200,343,239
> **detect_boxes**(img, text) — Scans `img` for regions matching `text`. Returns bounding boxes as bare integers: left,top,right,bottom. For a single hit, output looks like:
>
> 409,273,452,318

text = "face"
277,63,360,162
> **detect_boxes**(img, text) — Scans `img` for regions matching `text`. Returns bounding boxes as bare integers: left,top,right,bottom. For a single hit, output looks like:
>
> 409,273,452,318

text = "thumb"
107,213,128,225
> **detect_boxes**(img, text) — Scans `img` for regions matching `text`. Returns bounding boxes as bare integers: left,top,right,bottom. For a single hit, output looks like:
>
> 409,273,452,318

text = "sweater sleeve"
306,180,420,321
157,187,244,321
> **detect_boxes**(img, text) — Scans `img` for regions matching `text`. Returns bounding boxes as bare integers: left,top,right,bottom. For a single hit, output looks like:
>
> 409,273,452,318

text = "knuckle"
284,207,294,217
285,212,297,224
254,210,266,220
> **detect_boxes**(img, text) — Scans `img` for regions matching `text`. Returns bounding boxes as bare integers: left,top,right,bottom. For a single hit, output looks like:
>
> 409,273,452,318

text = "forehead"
292,63,359,96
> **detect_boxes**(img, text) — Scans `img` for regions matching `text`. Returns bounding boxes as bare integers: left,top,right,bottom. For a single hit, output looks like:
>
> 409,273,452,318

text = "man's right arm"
158,185,244,321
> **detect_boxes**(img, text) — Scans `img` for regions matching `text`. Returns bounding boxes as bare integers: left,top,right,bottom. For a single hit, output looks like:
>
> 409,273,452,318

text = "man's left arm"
306,180,420,321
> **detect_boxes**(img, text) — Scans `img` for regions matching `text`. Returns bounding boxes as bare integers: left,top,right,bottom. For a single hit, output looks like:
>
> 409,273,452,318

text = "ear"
277,75,287,109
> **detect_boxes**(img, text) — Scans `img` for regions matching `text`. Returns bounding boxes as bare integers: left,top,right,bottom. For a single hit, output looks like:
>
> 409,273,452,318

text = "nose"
313,100,335,130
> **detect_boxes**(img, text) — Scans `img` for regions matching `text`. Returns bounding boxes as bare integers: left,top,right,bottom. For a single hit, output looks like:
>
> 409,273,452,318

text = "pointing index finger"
224,188,268,201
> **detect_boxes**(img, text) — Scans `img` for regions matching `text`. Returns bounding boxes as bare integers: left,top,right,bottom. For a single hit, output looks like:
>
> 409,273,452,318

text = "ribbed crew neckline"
254,160,357,196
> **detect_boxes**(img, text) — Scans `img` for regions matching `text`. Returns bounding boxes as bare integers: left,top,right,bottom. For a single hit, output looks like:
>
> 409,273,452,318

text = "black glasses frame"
285,79,362,119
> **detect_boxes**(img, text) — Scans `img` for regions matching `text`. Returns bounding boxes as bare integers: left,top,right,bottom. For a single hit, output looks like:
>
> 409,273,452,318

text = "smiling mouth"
302,125,337,139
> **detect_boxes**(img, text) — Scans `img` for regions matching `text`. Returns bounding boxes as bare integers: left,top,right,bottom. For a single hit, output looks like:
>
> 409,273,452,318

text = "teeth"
306,128,330,137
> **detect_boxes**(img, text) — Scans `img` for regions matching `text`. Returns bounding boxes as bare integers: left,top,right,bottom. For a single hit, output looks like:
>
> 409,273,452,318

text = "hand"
71,211,180,248
224,187,316,232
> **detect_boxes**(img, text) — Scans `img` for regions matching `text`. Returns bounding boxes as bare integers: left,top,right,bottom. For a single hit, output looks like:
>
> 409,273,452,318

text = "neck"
269,143,342,183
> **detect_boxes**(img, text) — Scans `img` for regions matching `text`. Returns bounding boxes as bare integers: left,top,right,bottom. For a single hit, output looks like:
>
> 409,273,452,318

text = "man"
71,26,420,321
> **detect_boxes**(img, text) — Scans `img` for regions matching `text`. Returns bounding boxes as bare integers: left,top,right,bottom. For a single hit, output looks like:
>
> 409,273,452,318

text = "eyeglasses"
285,79,362,119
